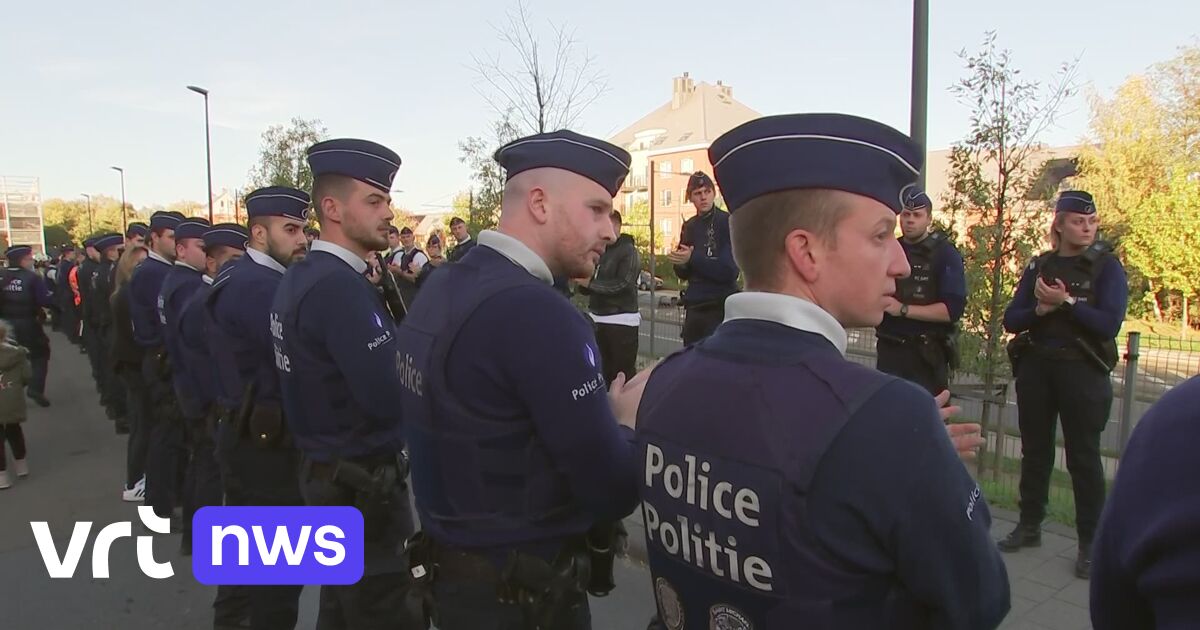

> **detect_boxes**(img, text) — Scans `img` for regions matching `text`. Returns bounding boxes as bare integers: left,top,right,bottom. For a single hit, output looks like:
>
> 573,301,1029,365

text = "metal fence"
631,295,1199,526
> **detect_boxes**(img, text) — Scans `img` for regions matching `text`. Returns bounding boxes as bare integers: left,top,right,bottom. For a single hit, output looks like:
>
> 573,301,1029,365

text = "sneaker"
998,523,1042,552
0,470,10,489
122,478,146,502
13,459,28,478
1075,543,1092,580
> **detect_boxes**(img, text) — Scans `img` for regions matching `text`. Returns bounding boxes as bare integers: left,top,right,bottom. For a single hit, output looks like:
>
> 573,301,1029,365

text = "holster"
499,539,591,630
247,401,285,448
584,521,624,597
404,532,438,629
1007,331,1032,373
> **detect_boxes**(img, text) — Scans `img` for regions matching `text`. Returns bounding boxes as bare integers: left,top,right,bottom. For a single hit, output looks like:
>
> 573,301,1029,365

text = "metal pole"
112,166,127,233
1118,332,1140,456
648,159,656,357
910,0,929,189
203,93,214,223
81,193,92,234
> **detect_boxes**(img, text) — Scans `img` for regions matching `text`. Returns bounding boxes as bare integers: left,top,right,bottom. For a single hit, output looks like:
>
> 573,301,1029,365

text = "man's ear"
527,187,550,225
783,228,823,284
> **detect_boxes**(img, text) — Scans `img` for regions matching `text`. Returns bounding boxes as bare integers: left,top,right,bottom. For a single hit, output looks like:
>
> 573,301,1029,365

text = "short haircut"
730,189,849,290
150,226,171,240
248,215,271,231
449,217,466,227
311,174,355,222
387,225,400,236
399,226,413,235
611,210,623,224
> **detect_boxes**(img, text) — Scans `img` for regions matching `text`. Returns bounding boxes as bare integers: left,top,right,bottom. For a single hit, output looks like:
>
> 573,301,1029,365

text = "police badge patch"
709,604,751,630
655,578,684,630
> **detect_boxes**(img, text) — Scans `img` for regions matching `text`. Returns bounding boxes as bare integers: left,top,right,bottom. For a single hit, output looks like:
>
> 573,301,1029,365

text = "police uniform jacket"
673,207,739,306
159,262,205,391
0,267,52,353
172,278,215,419
1002,247,1128,346
207,249,289,412
272,240,405,462
397,230,639,560
447,236,477,263
127,250,173,349
637,292,1010,629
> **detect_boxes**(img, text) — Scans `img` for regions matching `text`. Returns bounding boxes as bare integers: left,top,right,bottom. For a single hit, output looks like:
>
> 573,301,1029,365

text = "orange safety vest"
69,266,81,306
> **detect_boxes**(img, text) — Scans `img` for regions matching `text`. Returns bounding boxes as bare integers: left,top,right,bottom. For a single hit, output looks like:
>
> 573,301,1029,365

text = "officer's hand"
365,260,383,285
667,246,692,265
387,262,404,275
576,276,591,288
609,362,659,429
883,296,903,316
1034,277,1068,306
947,422,984,461
407,262,422,275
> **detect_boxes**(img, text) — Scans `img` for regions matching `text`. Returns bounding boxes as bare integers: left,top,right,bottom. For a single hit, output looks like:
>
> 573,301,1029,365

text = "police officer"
637,114,1010,629
156,217,211,527
91,233,129,430
445,216,476,262
0,245,54,407
128,210,186,522
272,140,421,629
397,130,647,629
176,223,252,628
390,227,428,306
1090,375,1200,629
79,237,104,391
126,221,149,249
874,189,967,396
668,171,740,346
53,245,80,345
999,190,1128,579
206,189,311,630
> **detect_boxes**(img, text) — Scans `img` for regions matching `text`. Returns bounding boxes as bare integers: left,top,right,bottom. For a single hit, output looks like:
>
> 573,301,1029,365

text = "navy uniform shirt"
1091,375,1200,629
207,250,289,411
401,231,639,552
878,235,967,336
174,277,215,418
128,251,174,348
673,207,740,305
1003,252,1128,341
272,240,403,462
639,293,1010,628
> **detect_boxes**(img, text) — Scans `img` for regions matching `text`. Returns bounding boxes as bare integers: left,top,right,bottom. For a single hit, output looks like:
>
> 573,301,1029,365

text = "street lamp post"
110,166,126,233
911,0,929,188
80,193,93,234
187,85,214,223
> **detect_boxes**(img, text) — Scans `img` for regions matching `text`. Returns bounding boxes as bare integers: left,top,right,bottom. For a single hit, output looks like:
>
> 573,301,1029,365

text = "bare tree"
471,0,608,134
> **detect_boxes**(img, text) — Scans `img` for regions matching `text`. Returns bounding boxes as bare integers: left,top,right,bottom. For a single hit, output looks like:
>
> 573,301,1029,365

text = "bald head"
498,167,617,280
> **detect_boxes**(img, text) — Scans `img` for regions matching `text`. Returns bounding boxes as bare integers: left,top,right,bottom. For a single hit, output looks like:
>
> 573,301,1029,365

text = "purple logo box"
192,506,364,585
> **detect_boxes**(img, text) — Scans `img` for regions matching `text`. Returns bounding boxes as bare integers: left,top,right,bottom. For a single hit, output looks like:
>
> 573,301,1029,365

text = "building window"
681,158,694,174
659,161,673,178
662,190,672,206
662,219,673,239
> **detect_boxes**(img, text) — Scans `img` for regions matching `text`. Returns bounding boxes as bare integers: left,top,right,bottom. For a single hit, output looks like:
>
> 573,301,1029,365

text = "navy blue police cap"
60,244,76,253
5,245,32,263
306,139,401,193
1056,191,1096,215
93,233,124,252
246,186,311,221
204,223,248,251
83,237,98,249
149,210,186,232
494,130,632,198
709,113,923,213
175,218,211,241
903,188,933,211
126,222,149,238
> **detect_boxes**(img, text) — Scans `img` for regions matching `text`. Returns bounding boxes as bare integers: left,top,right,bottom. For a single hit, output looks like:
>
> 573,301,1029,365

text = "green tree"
247,118,329,192
43,225,72,250
458,111,521,234
43,195,137,243
942,32,1077,476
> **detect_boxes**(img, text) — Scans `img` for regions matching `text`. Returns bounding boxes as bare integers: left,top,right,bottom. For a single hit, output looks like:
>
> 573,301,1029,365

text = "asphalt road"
0,332,658,629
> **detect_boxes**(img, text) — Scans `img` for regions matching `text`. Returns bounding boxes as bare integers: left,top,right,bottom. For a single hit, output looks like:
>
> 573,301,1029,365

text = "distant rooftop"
609,72,761,154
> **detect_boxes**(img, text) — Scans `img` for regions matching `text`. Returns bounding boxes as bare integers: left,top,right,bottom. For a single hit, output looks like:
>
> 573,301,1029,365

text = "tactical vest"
400,247,426,270
638,330,926,629
1029,242,1114,345
396,256,579,547
0,268,38,321
895,231,948,306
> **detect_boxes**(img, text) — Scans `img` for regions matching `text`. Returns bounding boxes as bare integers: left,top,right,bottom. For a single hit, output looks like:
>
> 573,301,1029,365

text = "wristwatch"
899,304,909,318
1064,296,1078,308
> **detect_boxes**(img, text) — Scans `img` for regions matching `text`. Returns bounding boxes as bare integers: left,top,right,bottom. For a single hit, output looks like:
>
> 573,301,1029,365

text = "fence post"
1117,332,1140,456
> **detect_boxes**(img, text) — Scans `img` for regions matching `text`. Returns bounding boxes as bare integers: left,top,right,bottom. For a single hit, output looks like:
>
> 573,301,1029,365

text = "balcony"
621,174,648,191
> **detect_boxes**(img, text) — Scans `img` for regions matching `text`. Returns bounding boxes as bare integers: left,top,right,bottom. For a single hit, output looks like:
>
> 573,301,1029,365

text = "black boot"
1075,542,1092,579
998,522,1042,552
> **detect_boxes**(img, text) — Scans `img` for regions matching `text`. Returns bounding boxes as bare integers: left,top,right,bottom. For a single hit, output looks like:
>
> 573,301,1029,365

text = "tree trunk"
1184,294,1190,335
1150,281,1164,322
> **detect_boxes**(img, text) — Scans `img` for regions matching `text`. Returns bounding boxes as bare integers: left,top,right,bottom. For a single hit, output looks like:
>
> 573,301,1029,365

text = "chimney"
717,80,732,98
672,72,693,110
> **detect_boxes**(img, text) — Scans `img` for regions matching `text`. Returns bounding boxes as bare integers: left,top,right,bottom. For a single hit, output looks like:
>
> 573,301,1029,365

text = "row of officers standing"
28,110,1178,630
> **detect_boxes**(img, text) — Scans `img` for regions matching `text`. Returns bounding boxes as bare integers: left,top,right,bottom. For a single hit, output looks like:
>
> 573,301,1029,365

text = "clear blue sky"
1,0,1196,212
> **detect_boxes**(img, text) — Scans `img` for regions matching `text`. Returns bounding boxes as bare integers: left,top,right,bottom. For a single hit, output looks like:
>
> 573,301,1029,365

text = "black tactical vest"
0,268,38,321
1030,241,1113,345
895,231,948,306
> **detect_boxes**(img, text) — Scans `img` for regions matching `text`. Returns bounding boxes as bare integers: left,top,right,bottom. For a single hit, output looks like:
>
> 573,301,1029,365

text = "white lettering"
645,444,664,488
734,489,761,527
744,555,773,591
314,526,347,566
398,354,424,396
640,502,774,592
664,463,684,499
713,482,733,519
273,344,291,373
30,521,92,578
254,525,310,566
571,376,603,401
31,505,173,579
270,312,285,341
91,521,132,578
966,484,982,521
642,501,660,543
212,525,250,566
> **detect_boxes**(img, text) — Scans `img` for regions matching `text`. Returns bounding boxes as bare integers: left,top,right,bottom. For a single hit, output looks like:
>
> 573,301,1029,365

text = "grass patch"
1119,319,1200,351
